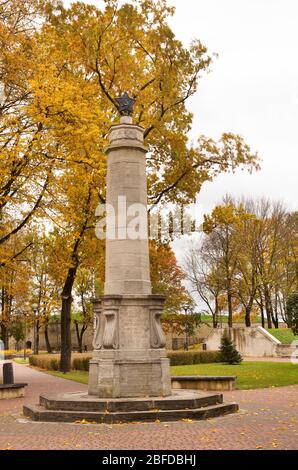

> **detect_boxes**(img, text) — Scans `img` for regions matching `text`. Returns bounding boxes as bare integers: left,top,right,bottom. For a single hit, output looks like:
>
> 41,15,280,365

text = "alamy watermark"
95,195,204,241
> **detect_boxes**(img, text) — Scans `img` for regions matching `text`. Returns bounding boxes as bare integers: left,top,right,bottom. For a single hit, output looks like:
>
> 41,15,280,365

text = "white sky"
167,0,298,216
63,1,298,267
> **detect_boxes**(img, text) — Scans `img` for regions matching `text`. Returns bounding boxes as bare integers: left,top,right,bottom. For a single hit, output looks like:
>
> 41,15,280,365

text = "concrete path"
0,363,297,450
243,356,294,362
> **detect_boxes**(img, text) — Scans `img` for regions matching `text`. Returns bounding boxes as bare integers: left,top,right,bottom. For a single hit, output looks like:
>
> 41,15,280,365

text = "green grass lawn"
267,328,298,344
47,361,298,390
47,370,89,384
172,362,298,389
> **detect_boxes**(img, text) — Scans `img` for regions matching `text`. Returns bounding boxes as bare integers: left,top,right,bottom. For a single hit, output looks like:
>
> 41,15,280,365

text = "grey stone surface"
89,118,171,398
0,383,27,399
89,295,171,397
23,388,239,423
23,402,239,423
206,326,282,357
171,376,236,392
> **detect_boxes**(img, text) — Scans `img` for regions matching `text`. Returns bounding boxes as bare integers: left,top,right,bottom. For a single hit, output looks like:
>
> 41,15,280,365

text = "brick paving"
0,363,297,450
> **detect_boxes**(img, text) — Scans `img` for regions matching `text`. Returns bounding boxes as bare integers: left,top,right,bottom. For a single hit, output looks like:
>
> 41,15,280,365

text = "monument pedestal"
88,295,171,398
23,389,239,423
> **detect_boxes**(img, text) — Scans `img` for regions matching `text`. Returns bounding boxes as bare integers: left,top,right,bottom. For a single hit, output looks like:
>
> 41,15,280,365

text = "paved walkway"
0,363,297,450
243,356,293,362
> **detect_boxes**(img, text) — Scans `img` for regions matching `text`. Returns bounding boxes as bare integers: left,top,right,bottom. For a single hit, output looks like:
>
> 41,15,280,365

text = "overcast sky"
64,0,298,213
166,0,298,263
64,0,298,265
167,0,298,216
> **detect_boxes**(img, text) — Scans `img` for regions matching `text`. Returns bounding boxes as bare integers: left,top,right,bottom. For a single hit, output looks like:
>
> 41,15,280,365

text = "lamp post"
32,303,38,355
183,303,190,351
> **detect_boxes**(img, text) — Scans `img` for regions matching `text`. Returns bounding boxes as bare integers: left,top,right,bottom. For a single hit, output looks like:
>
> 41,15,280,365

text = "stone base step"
39,390,223,412
23,402,239,423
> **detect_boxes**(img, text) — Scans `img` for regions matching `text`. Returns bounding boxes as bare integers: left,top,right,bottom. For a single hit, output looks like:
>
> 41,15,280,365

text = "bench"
0,383,27,399
171,376,236,392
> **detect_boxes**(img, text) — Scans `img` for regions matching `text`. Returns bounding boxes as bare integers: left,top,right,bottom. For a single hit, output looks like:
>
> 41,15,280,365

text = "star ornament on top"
116,92,135,117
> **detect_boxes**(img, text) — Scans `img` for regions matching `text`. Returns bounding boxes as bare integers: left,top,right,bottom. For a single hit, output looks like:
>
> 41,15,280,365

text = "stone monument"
88,93,171,398
23,94,238,423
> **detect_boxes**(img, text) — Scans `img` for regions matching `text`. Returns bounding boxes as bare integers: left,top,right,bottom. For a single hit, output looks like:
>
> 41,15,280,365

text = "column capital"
106,121,147,153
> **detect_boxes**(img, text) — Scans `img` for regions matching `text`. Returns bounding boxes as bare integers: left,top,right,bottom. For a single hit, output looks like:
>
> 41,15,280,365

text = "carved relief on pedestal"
92,303,105,350
150,308,166,349
102,308,119,349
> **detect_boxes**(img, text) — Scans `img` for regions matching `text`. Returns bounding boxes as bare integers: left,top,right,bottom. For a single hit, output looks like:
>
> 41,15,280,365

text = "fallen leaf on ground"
75,419,96,425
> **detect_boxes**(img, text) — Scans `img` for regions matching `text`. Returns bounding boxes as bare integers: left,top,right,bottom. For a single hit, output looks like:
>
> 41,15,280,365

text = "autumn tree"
183,239,224,327
149,240,191,314
0,0,55,268
27,231,61,353
0,228,32,348
184,197,298,329
202,200,253,327
1,0,259,370
253,200,290,328
72,268,94,353
44,164,103,371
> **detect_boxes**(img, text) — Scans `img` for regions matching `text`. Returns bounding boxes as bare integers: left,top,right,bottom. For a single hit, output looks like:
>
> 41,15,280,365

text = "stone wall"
23,324,200,352
205,326,281,357
23,324,95,352
276,343,298,358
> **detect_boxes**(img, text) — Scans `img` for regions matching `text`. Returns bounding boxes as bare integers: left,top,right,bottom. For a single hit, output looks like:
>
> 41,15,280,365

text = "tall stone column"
88,101,171,398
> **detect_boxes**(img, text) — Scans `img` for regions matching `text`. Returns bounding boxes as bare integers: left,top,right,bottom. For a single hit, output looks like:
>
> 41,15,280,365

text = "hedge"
167,350,221,366
29,350,220,371
29,353,92,371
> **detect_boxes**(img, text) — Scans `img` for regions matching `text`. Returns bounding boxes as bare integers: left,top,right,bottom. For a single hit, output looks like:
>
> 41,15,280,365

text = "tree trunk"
34,320,40,354
60,262,78,373
59,188,91,372
264,285,273,328
213,299,219,328
257,290,265,328
0,324,9,349
227,290,233,328
44,323,52,354
80,325,87,352
245,306,251,327
261,310,265,328
272,315,279,329
74,321,88,353
60,293,73,373
74,321,82,353
244,295,255,327
272,292,279,328
1,287,9,349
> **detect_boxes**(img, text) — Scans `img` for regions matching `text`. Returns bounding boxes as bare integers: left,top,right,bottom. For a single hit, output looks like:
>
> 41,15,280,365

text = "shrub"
286,292,298,335
29,353,92,371
2,349,32,356
219,332,242,364
72,355,91,371
167,350,220,366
